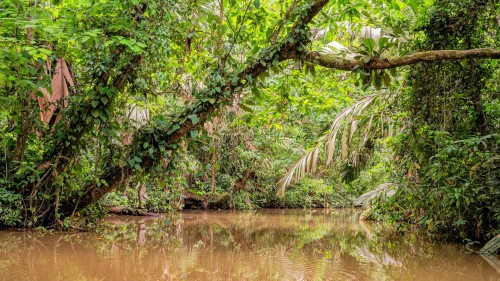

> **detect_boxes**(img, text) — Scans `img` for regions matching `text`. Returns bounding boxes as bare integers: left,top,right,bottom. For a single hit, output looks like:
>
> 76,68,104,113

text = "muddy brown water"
0,209,498,281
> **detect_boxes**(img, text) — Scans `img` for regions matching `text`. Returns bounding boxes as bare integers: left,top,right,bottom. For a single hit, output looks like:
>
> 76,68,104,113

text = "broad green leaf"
362,38,376,54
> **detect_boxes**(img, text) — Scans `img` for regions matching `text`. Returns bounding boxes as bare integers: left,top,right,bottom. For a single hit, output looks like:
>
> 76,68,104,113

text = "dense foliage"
0,0,498,243
370,0,500,242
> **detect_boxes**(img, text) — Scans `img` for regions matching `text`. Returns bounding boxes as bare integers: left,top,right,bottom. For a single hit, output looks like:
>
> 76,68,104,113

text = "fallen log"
480,233,500,255
480,254,500,273
107,206,160,217
478,234,500,272
181,191,230,209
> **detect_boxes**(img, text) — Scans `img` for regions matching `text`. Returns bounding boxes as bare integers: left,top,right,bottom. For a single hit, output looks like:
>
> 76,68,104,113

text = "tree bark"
293,48,500,71
211,151,216,192
59,165,133,217
13,110,30,162
234,167,254,192
271,0,300,43
14,9,36,162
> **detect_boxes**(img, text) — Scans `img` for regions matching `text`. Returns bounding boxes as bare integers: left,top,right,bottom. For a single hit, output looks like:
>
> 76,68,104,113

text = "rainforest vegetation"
0,0,499,243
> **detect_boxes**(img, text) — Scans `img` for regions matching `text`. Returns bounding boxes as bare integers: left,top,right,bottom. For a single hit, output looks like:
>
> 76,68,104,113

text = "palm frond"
38,58,74,125
277,93,396,196
355,183,397,208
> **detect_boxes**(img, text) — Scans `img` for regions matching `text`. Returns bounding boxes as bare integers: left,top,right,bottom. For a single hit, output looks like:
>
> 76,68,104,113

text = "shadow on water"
0,209,498,280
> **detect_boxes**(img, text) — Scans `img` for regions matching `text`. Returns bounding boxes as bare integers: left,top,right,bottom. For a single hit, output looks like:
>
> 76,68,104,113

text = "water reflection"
0,209,498,280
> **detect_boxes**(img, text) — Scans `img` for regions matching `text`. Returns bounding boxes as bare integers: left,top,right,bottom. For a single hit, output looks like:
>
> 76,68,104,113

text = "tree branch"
294,48,500,71
271,0,300,43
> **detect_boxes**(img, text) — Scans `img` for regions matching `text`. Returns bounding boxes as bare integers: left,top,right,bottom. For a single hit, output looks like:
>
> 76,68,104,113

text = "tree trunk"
211,151,216,192
13,110,30,162
234,167,254,192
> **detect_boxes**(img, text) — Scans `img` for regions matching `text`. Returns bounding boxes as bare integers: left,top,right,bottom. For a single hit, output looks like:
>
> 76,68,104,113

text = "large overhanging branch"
293,48,500,71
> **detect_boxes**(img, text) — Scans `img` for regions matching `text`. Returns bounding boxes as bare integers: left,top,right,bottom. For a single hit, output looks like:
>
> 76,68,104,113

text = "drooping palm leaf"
355,182,396,208
277,92,396,196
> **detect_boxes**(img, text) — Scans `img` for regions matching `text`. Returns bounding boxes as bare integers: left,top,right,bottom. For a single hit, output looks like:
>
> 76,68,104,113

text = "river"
0,209,498,280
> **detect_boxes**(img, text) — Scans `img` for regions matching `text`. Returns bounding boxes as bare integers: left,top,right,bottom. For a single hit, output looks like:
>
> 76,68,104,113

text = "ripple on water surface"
0,209,499,281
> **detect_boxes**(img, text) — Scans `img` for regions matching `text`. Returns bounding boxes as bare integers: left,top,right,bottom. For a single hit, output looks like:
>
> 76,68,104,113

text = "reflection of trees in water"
0,210,498,280
91,210,494,280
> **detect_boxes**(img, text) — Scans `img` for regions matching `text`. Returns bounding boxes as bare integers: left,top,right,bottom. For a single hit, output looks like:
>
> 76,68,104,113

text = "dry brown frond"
38,58,75,126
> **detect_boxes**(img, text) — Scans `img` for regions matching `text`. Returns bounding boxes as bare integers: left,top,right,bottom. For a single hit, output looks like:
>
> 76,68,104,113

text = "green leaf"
134,164,143,172
406,0,420,15
361,56,372,63
361,10,372,18
251,46,260,55
362,38,376,54
373,72,382,90
99,111,107,121
382,71,392,85
189,114,200,125
239,103,253,112
252,86,262,100
393,27,405,36
168,124,180,134
190,130,198,139
244,99,256,106
378,37,390,50
91,101,99,108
